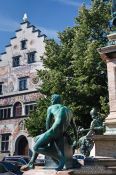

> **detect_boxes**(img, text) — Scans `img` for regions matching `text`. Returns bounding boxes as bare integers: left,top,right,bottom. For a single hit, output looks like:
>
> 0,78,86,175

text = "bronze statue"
78,131,94,157
78,107,104,156
89,107,104,135
21,94,77,171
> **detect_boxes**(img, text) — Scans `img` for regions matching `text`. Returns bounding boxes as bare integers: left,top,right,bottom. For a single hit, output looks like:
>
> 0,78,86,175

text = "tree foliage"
26,0,110,136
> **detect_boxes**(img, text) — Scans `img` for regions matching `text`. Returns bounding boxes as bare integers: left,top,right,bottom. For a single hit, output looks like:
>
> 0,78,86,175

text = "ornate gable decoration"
0,125,11,134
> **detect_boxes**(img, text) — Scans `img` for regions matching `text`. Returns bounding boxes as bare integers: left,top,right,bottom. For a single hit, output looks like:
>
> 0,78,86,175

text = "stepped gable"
0,19,47,57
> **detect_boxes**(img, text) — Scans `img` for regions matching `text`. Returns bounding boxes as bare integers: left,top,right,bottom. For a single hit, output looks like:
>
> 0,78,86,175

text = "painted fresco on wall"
9,81,14,92
0,125,11,134
23,92,42,102
12,65,31,77
12,124,20,139
12,120,28,139
3,85,8,93
0,92,42,106
0,66,8,77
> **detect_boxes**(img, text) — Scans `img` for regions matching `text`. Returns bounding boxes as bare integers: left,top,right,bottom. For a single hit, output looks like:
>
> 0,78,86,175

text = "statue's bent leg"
21,130,65,171
26,133,51,167
23,131,57,170
33,132,51,151
33,132,66,171
27,143,61,170
26,134,43,168
34,132,65,171
21,132,50,171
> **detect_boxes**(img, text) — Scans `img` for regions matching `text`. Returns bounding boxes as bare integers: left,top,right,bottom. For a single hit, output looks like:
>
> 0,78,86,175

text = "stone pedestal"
94,135,116,157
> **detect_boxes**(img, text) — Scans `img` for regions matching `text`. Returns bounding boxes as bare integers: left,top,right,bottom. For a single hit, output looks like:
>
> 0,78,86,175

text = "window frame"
12,56,20,67
1,133,10,153
19,77,28,91
0,82,3,95
0,107,11,120
25,103,36,115
20,39,27,50
27,51,36,64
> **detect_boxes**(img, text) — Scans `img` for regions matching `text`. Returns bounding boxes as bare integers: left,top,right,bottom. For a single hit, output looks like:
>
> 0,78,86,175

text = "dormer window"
12,56,20,67
21,40,27,50
27,51,36,64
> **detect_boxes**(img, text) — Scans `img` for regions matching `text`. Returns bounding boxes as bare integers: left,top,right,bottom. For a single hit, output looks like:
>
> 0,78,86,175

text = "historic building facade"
0,16,46,158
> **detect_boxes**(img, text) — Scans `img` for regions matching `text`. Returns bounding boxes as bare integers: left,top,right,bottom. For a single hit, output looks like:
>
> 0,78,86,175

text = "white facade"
0,19,46,159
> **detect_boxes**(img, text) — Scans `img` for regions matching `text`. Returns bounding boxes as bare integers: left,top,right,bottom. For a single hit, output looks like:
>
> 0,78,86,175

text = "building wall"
0,20,46,159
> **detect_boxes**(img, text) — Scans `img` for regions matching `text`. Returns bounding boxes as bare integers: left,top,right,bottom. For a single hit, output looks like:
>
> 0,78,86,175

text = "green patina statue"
78,107,104,156
78,131,94,157
89,107,103,135
21,94,77,171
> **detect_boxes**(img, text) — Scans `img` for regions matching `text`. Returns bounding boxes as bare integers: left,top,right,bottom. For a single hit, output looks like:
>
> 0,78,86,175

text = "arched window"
13,102,22,117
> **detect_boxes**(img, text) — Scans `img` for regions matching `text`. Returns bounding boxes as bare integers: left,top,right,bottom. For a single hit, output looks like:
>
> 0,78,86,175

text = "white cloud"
0,15,19,32
50,0,90,8
50,0,83,7
39,26,59,41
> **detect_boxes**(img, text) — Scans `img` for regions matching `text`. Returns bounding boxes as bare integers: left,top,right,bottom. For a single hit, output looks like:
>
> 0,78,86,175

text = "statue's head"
90,107,97,118
51,94,61,105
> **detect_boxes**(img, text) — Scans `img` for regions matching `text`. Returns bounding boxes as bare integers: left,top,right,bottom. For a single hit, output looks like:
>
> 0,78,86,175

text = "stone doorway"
15,135,29,155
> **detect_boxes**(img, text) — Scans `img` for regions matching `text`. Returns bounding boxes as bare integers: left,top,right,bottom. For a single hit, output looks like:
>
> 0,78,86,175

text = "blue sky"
0,0,91,53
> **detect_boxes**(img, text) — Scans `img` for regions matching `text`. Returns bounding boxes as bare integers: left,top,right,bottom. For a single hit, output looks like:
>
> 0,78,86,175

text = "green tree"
26,0,110,136
71,1,110,124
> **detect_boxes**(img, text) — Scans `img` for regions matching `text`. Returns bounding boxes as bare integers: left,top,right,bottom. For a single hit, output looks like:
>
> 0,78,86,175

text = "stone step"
85,157,116,166
107,166,116,172
22,165,115,175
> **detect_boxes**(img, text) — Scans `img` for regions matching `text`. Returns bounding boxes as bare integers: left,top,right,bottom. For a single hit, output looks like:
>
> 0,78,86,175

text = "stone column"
98,33,116,135
22,103,25,116
11,106,13,117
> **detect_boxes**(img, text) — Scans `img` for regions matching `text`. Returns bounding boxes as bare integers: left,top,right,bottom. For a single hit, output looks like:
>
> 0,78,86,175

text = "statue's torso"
48,104,73,133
